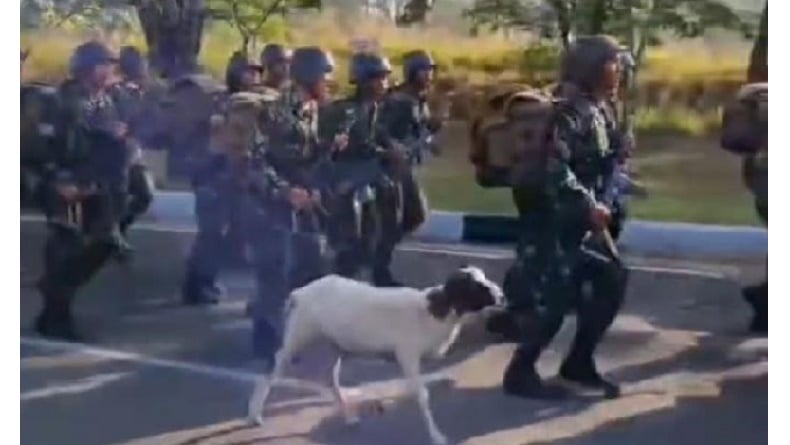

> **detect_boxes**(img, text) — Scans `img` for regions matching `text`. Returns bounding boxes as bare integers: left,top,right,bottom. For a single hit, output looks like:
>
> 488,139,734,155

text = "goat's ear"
443,271,472,303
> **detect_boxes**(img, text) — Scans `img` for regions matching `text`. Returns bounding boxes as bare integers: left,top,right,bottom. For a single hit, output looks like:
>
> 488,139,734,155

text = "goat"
247,266,503,445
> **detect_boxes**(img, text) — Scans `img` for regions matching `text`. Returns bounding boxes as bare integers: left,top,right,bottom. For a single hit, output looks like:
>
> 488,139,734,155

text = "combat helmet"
349,53,392,84
560,35,633,93
260,43,292,68
290,46,335,85
69,41,117,78
119,45,148,80
402,49,436,82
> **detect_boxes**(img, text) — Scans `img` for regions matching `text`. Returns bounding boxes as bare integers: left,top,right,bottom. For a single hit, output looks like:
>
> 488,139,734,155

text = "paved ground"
20,222,767,445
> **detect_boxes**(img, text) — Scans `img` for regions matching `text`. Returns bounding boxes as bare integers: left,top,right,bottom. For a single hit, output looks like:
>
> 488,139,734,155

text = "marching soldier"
180,54,262,305
500,36,630,399
249,46,336,363
721,82,768,333
111,45,161,257
35,41,132,340
374,49,440,286
320,52,400,281
260,43,292,91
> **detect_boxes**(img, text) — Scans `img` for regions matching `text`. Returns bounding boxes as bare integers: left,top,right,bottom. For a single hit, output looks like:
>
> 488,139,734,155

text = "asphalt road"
20,222,767,445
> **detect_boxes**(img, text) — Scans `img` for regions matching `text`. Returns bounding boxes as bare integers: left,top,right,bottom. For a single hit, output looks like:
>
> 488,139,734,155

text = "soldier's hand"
590,204,611,231
288,187,312,210
620,133,635,160
112,122,128,139
333,134,349,152
57,184,80,202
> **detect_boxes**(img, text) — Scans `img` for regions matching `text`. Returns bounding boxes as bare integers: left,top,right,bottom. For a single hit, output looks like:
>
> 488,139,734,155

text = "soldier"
500,36,629,399
225,52,264,94
111,45,160,256
320,52,398,281
374,49,439,286
180,54,264,305
35,41,132,340
260,43,292,91
249,46,336,363
721,82,767,333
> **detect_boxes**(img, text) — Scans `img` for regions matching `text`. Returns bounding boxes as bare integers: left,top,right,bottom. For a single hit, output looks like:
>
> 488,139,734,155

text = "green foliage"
396,0,436,26
21,0,135,31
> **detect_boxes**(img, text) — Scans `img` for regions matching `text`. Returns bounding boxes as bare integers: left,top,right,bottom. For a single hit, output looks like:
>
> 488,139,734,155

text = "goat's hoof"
247,415,265,427
371,399,385,415
343,414,361,426
430,433,449,445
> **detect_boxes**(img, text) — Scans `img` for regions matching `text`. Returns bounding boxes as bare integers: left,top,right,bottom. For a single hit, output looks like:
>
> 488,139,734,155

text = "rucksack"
469,88,557,188
721,82,767,156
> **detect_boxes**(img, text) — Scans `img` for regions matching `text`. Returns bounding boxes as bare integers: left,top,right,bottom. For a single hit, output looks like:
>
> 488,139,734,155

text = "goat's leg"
330,355,359,425
247,312,315,425
395,350,448,445
247,347,289,426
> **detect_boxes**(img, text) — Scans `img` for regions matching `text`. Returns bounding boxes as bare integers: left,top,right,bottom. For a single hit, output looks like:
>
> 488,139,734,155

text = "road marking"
21,371,132,402
626,265,727,280
22,215,736,277
20,336,452,404
21,337,332,398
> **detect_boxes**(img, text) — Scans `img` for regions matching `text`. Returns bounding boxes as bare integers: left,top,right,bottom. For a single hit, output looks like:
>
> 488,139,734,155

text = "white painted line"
20,337,332,398
20,336,452,405
627,265,727,280
21,372,132,402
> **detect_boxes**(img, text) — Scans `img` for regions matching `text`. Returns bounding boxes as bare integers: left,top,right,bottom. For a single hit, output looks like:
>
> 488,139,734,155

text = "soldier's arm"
78,97,125,142
378,95,415,142
546,112,598,219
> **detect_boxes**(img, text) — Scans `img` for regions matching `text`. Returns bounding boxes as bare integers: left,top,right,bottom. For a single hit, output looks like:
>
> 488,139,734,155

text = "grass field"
150,123,759,227
416,122,759,226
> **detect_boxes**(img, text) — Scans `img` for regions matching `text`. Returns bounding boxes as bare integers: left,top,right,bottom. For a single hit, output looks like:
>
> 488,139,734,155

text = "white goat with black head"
247,266,503,445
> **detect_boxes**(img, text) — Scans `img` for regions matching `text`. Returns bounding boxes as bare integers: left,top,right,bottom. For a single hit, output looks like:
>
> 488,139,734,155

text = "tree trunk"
136,0,207,79
747,2,767,83
589,0,607,34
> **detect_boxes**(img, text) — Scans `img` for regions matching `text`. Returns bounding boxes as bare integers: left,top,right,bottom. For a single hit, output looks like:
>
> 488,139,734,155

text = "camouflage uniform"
500,36,629,400
36,42,131,340
373,53,437,285
111,45,162,241
722,82,767,333
318,53,399,281
239,46,334,362
180,57,265,305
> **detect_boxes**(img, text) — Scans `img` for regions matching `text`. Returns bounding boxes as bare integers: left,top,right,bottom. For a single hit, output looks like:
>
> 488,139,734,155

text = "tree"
206,0,287,56
396,0,436,26
21,0,135,31
131,0,208,78
204,0,322,55
461,0,538,36
747,1,767,83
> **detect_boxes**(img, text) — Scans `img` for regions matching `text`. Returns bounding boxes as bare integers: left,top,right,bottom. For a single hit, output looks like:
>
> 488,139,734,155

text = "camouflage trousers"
498,229,628,370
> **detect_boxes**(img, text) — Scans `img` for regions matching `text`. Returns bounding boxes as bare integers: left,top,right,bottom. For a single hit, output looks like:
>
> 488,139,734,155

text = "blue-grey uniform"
181,58,265,305
35,41,131,341
249,46,334,363
374,49,438,286
111,45,160,240
320,52,398,281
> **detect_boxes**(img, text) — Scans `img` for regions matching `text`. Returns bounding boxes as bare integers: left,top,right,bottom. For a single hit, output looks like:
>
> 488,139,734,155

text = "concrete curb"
34,190,769,260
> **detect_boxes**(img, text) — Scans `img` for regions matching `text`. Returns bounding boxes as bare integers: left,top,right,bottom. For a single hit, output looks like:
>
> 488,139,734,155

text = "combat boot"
35,282,83,342
743,282,767,334
503,348,568,400
559,355,620,399
181,271,223,305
